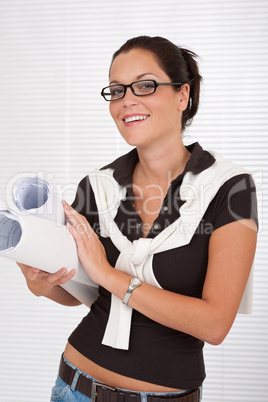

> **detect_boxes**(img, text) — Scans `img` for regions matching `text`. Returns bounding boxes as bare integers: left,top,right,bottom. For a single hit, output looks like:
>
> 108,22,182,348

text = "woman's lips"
122,114,150,126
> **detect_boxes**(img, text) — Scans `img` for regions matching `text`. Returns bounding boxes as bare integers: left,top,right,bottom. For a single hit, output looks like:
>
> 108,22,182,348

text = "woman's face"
109,49,189,150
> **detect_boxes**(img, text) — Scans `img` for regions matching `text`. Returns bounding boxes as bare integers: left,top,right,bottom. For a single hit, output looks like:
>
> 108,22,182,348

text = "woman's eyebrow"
109,73,158,85
136,72,158,80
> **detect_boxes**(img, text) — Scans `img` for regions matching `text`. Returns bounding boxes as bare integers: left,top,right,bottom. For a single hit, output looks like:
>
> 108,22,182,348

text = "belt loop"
70,369,82,391
199,385,202,401
140,393,147,402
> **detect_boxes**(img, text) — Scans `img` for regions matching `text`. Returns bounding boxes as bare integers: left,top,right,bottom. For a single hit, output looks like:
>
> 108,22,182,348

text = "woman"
19,36,258,401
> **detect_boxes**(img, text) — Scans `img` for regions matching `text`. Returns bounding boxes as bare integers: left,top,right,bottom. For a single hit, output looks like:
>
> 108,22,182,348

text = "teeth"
124,115,149,123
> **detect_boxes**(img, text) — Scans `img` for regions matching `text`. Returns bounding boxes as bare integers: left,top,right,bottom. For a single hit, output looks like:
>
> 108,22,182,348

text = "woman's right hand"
17,263,76,298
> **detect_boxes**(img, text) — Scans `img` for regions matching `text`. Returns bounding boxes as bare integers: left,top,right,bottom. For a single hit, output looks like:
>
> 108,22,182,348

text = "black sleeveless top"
68,143,258,389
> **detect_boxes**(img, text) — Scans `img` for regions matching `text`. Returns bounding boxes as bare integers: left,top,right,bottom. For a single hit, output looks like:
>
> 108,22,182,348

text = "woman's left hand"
62,200,111,284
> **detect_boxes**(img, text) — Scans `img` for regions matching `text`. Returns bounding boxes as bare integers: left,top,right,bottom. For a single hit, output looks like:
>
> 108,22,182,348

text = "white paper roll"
238,265,254,314
12,177,65,225
0,206,98,308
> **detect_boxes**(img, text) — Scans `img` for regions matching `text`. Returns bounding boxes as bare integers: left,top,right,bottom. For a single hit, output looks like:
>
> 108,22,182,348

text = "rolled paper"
0,205,98,308
238,266,254,314
12,177,66,225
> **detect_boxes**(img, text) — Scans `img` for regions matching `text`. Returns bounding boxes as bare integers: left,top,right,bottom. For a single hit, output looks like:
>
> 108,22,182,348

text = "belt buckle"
91,380,116,402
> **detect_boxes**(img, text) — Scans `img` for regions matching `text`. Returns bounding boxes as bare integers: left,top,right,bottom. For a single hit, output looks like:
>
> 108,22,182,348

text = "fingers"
18,262,76,285
17,262,34,271
28,268,40,281
46,267,76,284
58,269,77,284
63,200,94,238
18,263,40,280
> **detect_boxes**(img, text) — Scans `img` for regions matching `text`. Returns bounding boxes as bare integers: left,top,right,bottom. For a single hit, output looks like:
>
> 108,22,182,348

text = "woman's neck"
134,139,191,185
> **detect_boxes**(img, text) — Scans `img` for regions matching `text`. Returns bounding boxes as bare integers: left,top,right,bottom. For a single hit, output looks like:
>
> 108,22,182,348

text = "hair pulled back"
111,36,202,132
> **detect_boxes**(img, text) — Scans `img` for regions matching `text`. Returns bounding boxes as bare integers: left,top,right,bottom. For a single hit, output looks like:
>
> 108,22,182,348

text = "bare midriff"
64,342,185,393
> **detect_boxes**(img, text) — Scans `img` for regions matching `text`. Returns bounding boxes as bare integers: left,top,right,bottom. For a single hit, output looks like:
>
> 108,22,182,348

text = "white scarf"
89,151,253,350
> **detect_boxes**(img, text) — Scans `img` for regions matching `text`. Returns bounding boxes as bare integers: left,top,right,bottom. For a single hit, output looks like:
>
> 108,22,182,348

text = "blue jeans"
50,354,201,401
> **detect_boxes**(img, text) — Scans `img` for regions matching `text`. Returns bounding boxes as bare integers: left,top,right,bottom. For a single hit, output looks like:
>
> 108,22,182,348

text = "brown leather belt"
58,354,201,401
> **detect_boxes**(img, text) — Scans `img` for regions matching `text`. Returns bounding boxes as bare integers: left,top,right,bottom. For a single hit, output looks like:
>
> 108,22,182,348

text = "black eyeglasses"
100,79,183,102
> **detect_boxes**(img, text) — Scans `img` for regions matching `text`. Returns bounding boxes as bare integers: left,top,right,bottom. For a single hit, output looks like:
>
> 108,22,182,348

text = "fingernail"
62,200,69,209
32,268,39,273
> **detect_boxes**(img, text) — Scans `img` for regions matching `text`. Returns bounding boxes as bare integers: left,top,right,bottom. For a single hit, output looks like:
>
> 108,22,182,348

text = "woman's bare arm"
114,219,257,345
64,197,257,345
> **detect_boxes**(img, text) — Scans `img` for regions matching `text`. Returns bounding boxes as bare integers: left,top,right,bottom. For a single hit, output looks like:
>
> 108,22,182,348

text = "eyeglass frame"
100,79,184,102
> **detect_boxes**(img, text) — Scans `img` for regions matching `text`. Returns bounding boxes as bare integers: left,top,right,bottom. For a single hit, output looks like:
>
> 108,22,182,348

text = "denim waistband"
61,353,199,399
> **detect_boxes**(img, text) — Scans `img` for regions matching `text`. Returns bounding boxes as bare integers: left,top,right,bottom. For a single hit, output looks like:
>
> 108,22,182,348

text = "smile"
123,115,149,124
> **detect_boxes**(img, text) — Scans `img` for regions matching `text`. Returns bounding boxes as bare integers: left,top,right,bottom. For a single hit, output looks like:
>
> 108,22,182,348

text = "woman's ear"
177,83,190,112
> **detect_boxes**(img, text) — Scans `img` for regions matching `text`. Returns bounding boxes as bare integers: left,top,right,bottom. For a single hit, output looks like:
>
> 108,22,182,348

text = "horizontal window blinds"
0,1,267,401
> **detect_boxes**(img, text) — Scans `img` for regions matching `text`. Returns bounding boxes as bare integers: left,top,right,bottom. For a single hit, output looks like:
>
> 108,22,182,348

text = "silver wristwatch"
122,277,142,305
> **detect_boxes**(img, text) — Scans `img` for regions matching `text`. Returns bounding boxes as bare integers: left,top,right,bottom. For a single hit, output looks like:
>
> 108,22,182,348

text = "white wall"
0,1,267,401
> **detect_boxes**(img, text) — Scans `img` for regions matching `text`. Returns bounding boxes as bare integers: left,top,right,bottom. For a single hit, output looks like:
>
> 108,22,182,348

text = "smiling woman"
108,48,191,150
18,36,258,402
109,36,201,131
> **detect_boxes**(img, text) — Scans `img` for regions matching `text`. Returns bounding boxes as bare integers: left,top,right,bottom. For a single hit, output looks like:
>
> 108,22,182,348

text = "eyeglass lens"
102,80,156,101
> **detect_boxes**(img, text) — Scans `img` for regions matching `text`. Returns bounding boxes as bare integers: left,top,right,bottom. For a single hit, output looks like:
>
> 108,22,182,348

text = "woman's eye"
139,82,154,90
134,81,155,94
111,87,124,97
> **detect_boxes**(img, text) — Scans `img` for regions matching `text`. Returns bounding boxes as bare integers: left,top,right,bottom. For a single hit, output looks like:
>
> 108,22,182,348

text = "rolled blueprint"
12,177,65,224
0,176,99,308
0,207,98,307
238,266,254,314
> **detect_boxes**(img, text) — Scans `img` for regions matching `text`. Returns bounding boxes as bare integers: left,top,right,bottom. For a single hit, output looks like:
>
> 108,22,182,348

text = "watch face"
131,278,141,287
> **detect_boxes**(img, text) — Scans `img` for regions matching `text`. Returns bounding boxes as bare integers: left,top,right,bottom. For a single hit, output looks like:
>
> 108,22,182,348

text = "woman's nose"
122,87,140,106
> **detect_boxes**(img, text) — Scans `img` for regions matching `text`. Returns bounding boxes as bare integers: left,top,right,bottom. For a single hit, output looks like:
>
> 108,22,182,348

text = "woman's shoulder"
209,172,258,231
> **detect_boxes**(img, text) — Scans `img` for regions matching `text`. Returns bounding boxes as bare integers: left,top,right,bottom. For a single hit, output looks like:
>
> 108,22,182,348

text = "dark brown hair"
110,35,202,132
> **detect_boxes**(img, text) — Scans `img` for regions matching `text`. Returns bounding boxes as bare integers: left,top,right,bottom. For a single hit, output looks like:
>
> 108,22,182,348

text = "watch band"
122,277,142,305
